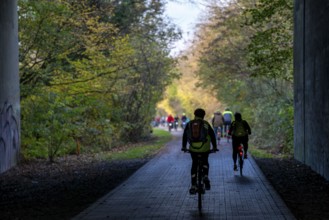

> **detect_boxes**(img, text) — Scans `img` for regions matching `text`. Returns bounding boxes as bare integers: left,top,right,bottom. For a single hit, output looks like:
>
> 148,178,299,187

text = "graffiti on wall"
0,102,20,173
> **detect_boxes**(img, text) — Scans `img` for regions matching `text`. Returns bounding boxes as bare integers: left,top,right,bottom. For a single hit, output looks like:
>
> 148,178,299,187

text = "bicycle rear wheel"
198,186,202,212
198,179,203,214
197,163,203,215
239,156,243,176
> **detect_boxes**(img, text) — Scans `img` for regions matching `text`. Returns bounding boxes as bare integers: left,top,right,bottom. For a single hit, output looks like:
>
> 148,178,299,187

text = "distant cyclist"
228,112,251,171
181,113,188,129
211,110,224,139
222,108,233,136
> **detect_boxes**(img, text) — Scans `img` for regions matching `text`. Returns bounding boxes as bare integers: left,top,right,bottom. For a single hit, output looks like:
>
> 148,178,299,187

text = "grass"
100,128,172,161
249,145,293,159
249,146,273,158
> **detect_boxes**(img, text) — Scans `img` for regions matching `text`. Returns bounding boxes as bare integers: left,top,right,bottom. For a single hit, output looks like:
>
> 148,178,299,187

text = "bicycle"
184,149,216,216
168,122,173,132
236,144,244,176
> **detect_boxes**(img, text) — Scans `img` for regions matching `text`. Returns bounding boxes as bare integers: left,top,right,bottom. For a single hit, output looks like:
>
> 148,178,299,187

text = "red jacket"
167,115,175,123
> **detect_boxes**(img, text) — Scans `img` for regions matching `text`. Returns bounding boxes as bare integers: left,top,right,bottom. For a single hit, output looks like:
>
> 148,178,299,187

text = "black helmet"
234,112,242,121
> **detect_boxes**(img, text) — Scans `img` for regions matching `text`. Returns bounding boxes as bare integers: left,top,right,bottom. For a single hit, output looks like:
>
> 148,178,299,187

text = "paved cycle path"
73,129,295,220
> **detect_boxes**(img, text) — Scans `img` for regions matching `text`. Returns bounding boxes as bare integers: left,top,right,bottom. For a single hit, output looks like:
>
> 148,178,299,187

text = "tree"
192,0,294,153
18,0,181,159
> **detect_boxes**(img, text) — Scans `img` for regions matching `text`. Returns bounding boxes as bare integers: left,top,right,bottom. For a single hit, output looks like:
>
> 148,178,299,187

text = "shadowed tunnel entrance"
0,1,329,180
293,0,329,180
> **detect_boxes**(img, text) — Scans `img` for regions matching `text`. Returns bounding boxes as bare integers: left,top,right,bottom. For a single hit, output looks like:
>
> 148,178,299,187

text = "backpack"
187,119,208,146
233,121,247,137
213,114,223,127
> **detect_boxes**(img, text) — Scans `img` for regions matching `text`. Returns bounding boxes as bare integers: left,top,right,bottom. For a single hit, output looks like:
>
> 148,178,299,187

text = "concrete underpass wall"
0,0,20,173
294,0,329,180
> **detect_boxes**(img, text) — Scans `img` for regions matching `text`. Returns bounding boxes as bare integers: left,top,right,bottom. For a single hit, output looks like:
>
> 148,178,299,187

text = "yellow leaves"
157,99,175,116
158,49,222,118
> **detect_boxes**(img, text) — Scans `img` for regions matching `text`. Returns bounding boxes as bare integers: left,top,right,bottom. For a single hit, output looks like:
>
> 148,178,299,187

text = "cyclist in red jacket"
167,114,174,123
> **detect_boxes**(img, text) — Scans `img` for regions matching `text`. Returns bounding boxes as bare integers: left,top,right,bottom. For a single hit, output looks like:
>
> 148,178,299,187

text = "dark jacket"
228,120,251,137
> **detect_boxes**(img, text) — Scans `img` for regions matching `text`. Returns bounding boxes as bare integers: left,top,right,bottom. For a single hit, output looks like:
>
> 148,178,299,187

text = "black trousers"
232,135,249,164
190,152,209,185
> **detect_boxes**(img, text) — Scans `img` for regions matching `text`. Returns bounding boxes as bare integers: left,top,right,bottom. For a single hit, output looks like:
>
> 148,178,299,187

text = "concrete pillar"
0,0,20,173
294,0,329,180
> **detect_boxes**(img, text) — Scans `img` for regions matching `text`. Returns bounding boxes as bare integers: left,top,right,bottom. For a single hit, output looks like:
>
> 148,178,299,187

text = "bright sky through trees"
165,0,205,56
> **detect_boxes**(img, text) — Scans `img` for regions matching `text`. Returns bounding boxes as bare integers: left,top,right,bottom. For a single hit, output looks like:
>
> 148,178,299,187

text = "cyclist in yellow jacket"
182,108,218,194
223,108,234,136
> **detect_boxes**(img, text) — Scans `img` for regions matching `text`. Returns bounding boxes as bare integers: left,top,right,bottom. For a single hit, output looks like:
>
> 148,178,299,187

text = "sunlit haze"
165,1,205,56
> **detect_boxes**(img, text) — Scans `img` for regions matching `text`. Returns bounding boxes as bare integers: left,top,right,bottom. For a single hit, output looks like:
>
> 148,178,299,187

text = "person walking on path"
229,112,251,171
181,108,218,194
222,108,234,136
212,110,224,139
